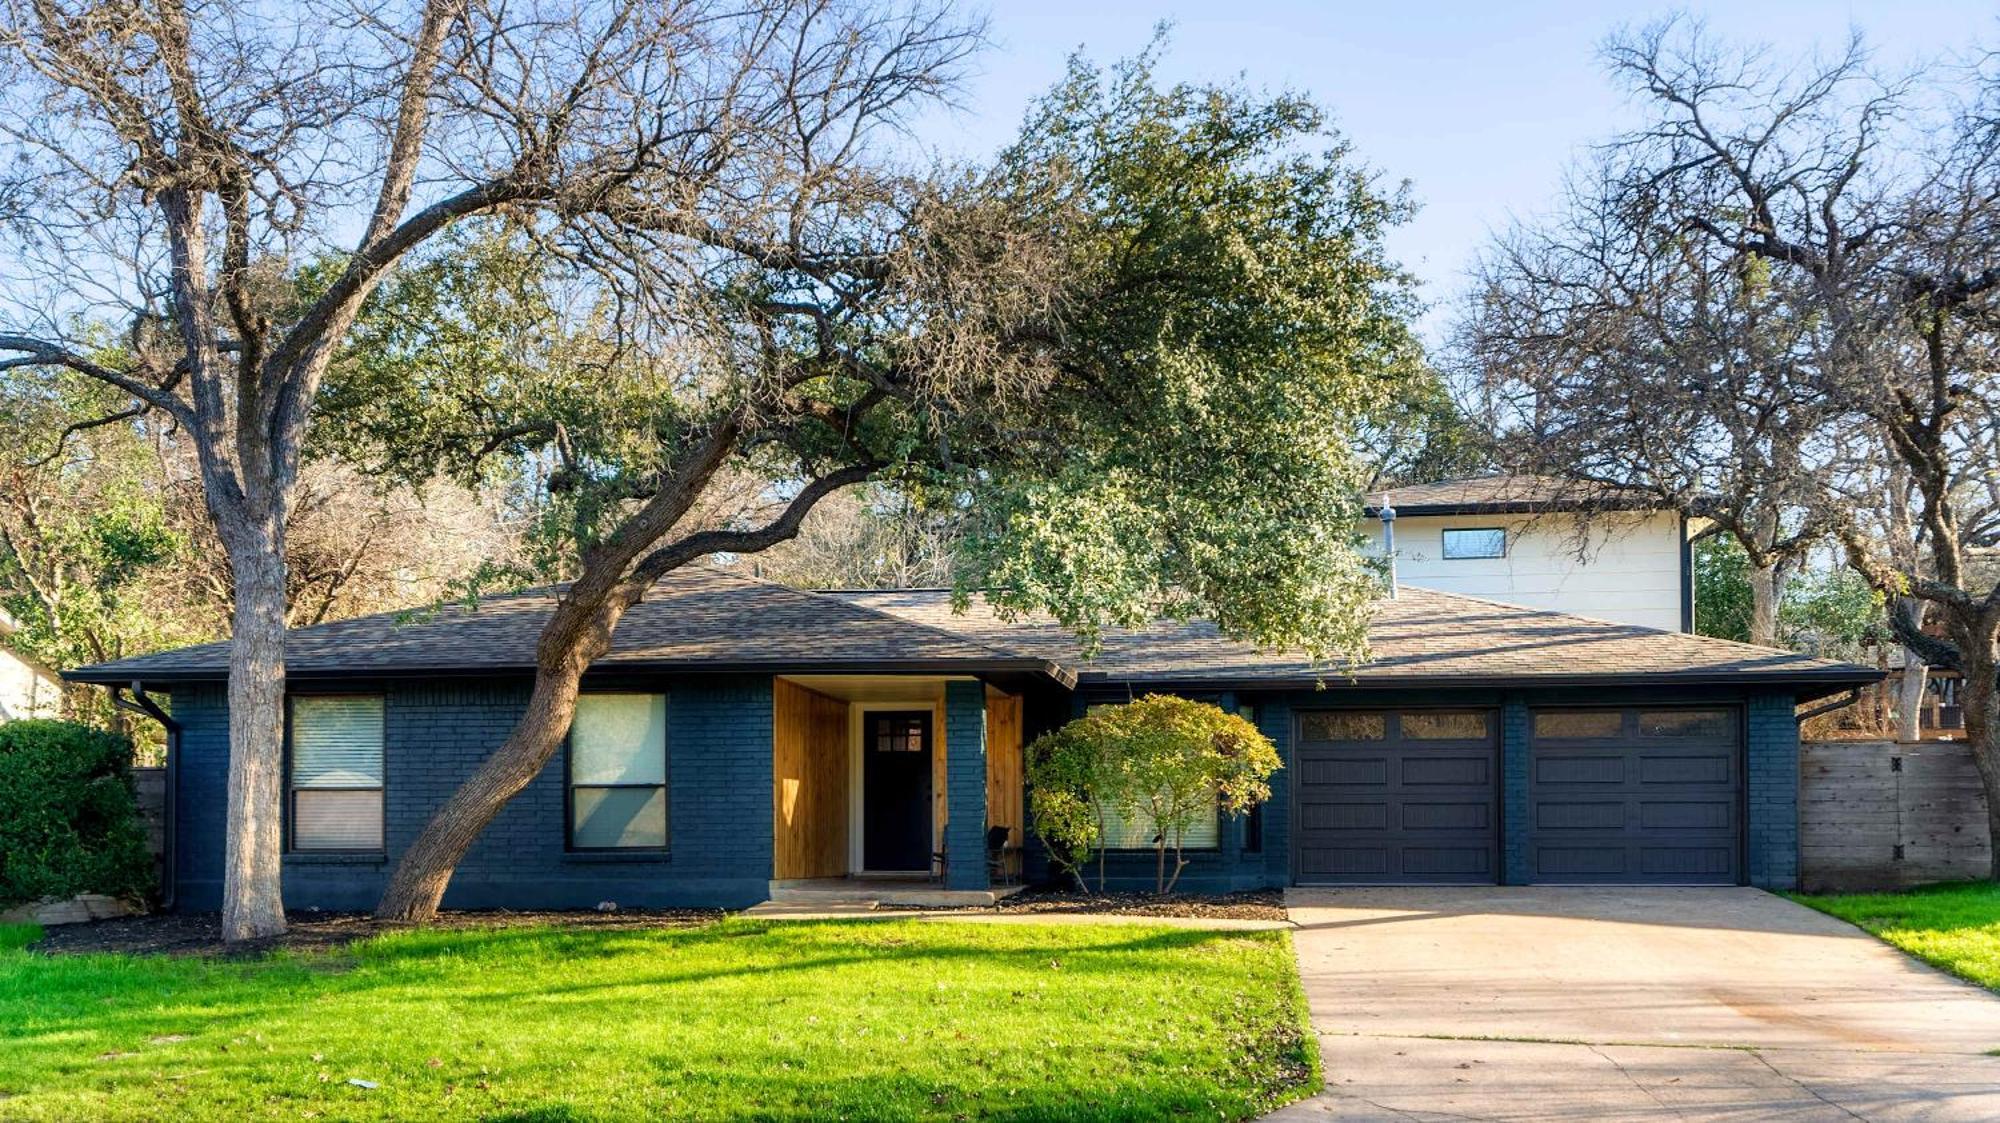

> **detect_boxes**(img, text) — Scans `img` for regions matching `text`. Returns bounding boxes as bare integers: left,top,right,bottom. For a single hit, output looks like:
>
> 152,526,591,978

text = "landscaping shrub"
0,719,154,907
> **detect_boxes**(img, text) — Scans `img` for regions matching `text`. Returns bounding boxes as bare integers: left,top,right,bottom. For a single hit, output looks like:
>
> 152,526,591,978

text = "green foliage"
0,919,1317,1120
1028,696,1281,894
1694,536,1884,656
1693,535,1754,642
0,720,153,908
959,44,1423,662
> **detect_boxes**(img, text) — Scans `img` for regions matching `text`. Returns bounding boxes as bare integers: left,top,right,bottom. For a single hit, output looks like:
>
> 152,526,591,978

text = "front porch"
765,876,1025,908
771,675,1028,893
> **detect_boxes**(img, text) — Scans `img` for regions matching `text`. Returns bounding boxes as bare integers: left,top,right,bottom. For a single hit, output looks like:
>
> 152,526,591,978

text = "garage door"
1294,709,1498,884
1529,707,1741,884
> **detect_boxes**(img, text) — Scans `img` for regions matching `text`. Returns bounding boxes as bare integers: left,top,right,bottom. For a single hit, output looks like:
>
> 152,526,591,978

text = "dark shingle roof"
1363,474,1655,516
70,566,1879,697
829,587,1879,691
67,567,1066,685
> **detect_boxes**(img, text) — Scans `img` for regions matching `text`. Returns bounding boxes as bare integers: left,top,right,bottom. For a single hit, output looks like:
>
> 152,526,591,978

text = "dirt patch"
29,907,725,958
979,888,1286,921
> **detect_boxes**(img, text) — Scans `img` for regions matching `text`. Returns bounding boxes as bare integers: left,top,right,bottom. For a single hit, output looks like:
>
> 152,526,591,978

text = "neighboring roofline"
1359,496,1664,517
63,656,1079,690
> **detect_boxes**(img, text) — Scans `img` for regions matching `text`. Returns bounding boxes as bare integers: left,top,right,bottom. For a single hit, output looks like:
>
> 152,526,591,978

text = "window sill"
284,852,387,867
560,851,672,865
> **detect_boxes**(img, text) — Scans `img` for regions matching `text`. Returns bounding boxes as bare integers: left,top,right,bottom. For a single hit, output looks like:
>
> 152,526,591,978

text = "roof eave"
65,656,1079,691
1073,667,1885,699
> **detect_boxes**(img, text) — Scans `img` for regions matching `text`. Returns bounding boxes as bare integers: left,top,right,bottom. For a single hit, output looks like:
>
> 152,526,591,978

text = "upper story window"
568,693,668,850
288,695,385,852
1441,527,1507,560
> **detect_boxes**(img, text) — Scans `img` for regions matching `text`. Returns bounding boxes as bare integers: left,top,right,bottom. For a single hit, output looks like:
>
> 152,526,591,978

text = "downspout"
1379,504,1399,599
111,682,180,911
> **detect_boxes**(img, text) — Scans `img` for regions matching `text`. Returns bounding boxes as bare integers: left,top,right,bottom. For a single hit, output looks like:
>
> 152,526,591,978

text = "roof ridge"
701,568,1045,664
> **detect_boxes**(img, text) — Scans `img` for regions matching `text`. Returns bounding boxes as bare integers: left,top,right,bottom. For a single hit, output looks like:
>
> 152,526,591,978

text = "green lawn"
0,916,1315,1121
1793,881,2000,990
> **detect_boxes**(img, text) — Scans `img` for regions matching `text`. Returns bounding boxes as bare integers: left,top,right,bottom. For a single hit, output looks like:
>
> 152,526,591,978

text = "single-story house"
68,567,1879,910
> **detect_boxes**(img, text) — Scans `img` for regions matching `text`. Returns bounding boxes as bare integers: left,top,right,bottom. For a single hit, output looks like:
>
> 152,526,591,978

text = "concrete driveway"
1270,887,2000,1121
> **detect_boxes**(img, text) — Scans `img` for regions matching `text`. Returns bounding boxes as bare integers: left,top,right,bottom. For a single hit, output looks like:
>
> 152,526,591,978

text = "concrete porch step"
764,879,1023,908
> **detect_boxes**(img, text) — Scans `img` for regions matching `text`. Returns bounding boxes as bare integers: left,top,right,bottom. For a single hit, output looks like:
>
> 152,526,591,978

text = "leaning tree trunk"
374,600,614,921
220,522,291,941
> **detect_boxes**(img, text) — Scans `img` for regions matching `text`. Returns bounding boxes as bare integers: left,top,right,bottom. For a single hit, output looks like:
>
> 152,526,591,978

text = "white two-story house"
1364,475,1695,633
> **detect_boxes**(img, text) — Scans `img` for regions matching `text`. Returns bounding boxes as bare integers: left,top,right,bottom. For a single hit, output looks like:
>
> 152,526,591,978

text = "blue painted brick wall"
1500,693,1531,885
943,680,989,890
167,675,775,912
1745,690,1801,890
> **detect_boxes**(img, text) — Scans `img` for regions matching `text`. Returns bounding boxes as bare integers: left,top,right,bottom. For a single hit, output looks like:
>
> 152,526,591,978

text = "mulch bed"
980,887,1287,921
28,907,725,959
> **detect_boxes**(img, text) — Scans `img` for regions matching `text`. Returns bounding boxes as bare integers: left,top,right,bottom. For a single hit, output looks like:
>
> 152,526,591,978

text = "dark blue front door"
864,710,933,871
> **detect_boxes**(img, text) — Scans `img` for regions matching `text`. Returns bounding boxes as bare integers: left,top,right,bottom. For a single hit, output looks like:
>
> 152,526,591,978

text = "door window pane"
1300,712,1387,742
1639,710,1732,739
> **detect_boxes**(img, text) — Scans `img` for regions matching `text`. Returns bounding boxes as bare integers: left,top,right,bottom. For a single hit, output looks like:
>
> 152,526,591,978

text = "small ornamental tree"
1027,696,1280,895
1025,716,1117,892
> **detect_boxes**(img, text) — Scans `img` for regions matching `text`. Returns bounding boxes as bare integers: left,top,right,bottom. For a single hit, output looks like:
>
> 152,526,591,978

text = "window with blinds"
289,695,385,851
1100,802,1219,850
569,693,668,850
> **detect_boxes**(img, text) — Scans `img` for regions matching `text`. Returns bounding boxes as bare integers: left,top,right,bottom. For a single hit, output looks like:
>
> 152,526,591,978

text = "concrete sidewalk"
1271,886,2000,1121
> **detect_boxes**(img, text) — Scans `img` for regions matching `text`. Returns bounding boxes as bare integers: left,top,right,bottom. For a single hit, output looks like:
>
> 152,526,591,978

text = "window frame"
1440,526,1508,560
284,692,388,855
564,692,670,853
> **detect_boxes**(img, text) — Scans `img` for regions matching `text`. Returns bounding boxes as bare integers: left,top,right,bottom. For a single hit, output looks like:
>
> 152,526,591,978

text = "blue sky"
905,1,1992,340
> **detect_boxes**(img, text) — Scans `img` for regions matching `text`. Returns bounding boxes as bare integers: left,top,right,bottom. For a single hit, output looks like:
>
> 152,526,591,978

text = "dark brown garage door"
1529,707,1741,884
1293,709,1498,884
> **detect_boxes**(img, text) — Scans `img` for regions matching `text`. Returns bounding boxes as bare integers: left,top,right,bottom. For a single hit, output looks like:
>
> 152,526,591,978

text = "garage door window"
1639,710,1732,738
1532,710,1623,739
1402,712,1489,739
1299,712,1386,741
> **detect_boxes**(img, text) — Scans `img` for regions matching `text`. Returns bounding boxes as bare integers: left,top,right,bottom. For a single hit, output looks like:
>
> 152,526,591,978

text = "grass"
1792,881,2000,991
0,916,1317,1121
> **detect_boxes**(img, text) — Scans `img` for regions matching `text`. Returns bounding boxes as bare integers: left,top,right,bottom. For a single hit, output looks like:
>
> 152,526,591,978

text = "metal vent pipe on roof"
1380,503,1398,599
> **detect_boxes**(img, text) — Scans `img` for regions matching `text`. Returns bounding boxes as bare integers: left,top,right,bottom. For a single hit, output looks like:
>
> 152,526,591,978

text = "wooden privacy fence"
1799,740,1989,892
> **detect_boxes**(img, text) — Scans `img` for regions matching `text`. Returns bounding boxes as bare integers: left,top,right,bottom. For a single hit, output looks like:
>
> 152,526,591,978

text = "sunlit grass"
1793,881,2000,990
0,916,1316,1121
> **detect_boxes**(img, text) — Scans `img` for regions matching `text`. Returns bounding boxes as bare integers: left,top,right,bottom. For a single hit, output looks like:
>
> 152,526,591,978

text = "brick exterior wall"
1745,689,1802,890
166,675,775,912
943,679,990,890
1500,693,1532,885
160,676,1807,907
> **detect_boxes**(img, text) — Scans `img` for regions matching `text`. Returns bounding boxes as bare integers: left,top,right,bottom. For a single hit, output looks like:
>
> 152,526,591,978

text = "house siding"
167,675,775,912
160,675,1805,910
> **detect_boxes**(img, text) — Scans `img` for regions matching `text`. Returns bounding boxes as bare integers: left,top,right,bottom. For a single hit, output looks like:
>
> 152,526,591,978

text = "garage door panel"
1537,800,1626,830
1530,706,1740,885
1535,755,1625,784
1402,801,1490,830
1639,800,1733,830
1301,802,1387,831
1638,754,1731,785
1303,757,1387,786
1641,846,1734,877
1403,847,1492,876
1402,756,1490,785
1295,710,1498,885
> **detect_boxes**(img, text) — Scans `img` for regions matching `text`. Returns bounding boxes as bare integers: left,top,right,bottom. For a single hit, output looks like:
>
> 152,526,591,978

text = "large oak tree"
347,47,1423,920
